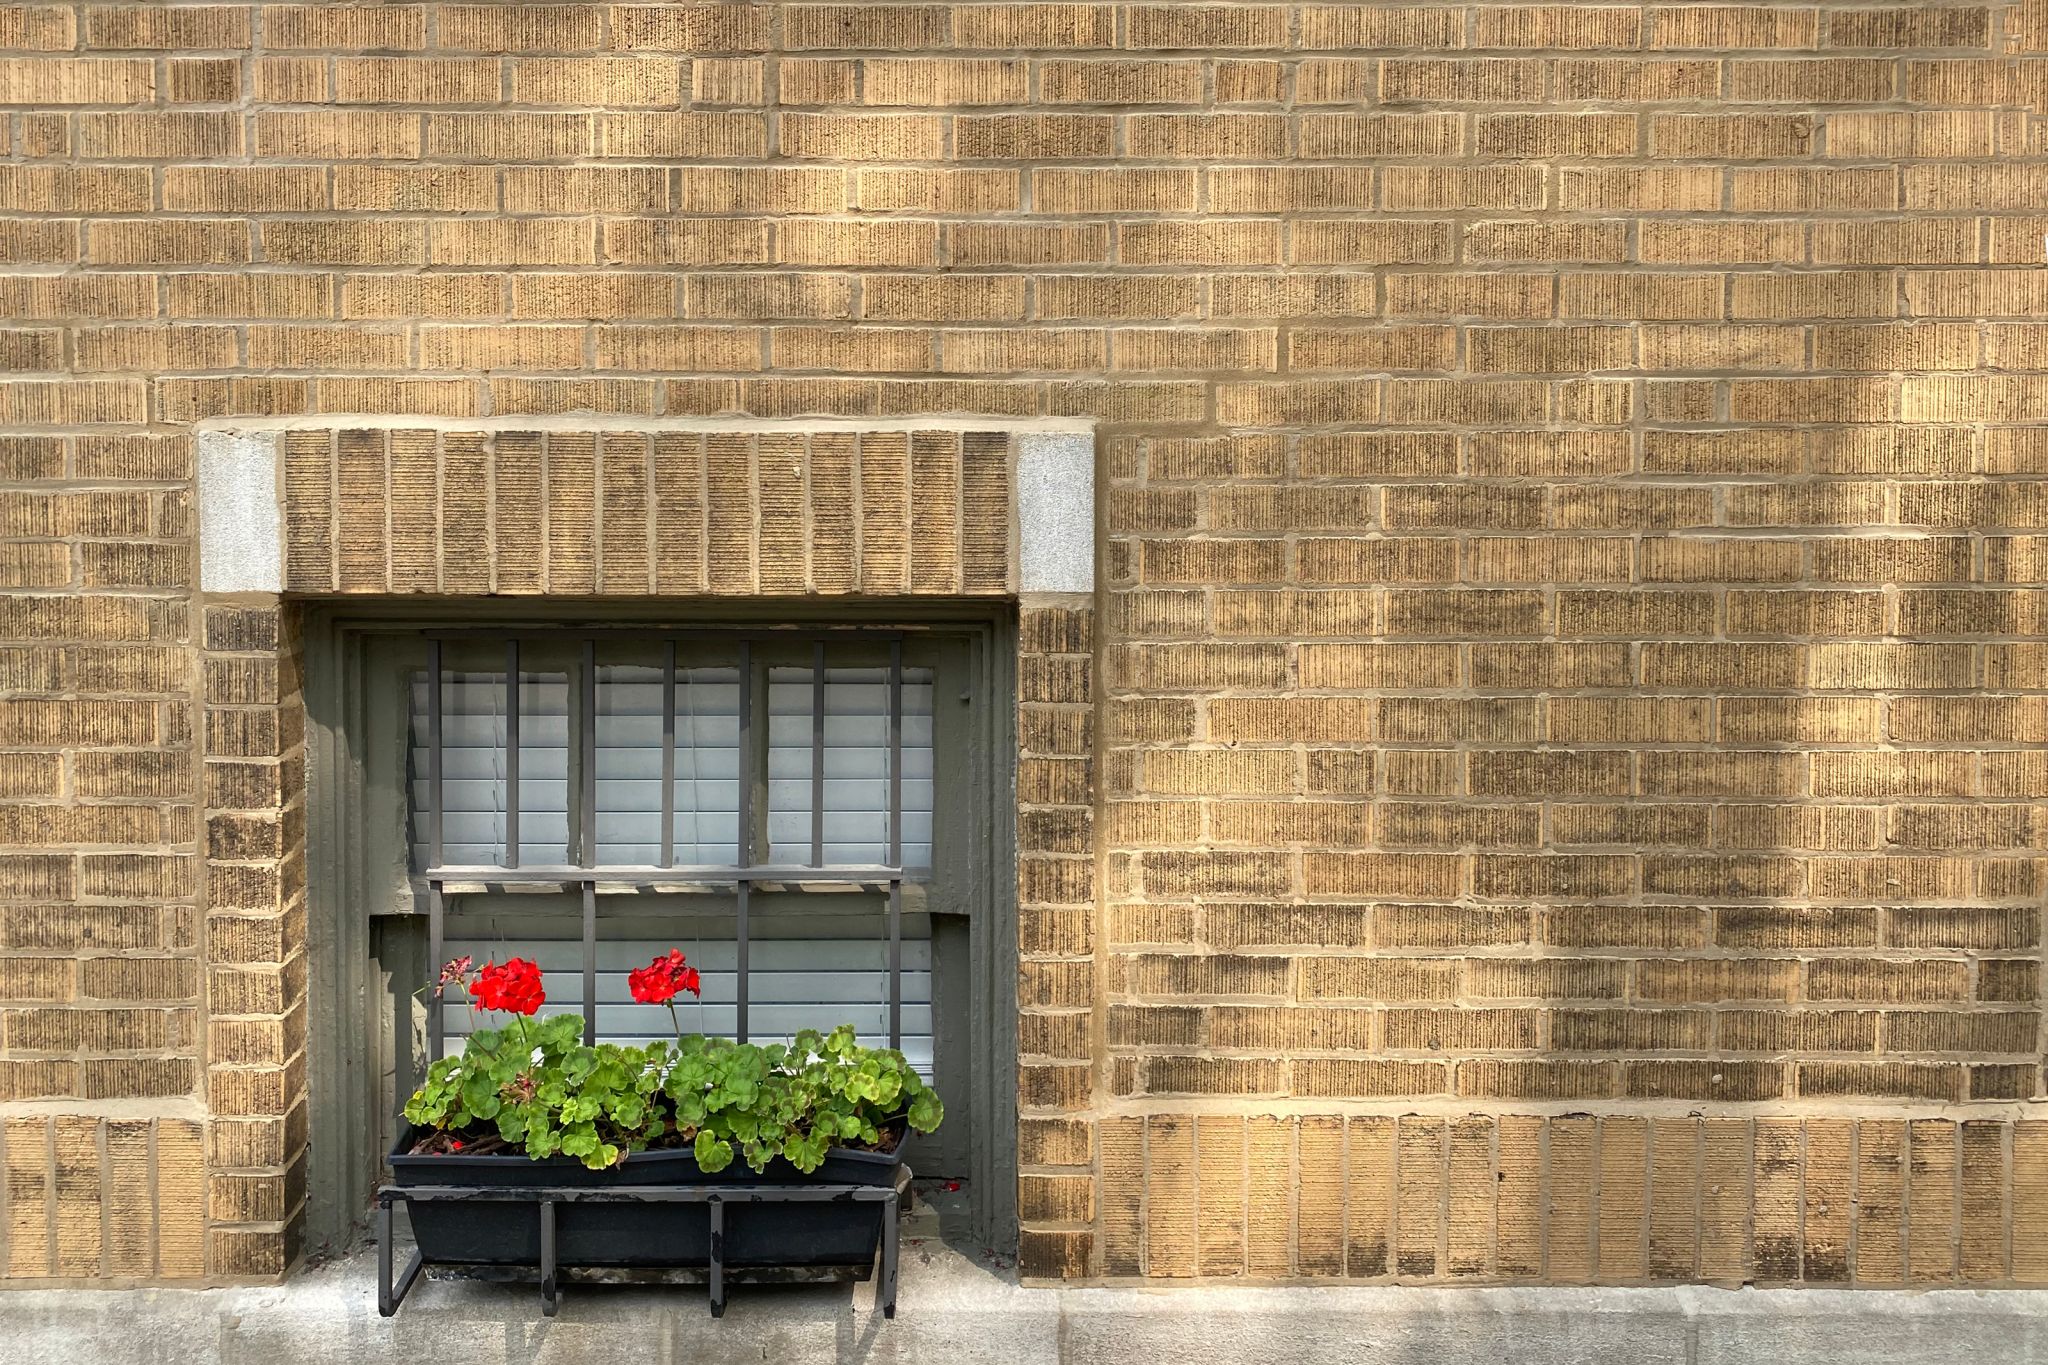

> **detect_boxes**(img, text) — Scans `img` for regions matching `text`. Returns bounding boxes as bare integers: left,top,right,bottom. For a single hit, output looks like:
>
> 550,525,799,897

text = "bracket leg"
708,1199,726,1318
391,1247,425,1315
377,1200,424,1318
879,1189,900,1321
377,1201,393,1317
539,1199,559,1318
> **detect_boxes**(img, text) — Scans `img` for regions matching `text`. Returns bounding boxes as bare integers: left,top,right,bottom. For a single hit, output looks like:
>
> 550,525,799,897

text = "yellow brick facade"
2,0,2047,1286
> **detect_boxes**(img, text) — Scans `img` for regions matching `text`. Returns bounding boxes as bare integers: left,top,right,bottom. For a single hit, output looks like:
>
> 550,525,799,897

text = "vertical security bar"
426,640,443,871
888,640,902,869
427,638,447,1061
580,639,597,869
659,640,676,869
810,641,825,868
735,881,750,1043
580,640,598,1045
736,640,752,869
886,881,902,1051
427,880,445,1062
735,641,752,1043
887,639,903,1050
504,639,520,870
581,881,598,1046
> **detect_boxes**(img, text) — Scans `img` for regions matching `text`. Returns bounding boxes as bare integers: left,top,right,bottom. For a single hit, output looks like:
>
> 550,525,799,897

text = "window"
401,635,939,1069
301,611,1014,1254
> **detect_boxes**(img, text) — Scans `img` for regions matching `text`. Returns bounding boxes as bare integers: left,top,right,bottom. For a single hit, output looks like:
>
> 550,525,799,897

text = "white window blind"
594,665,741,866
408,670,570,868
767,666,934,869
408,663,934,873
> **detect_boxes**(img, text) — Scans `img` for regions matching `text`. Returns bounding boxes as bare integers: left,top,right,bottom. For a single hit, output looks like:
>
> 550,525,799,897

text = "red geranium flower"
471,957,545,1016
628,948,702,1005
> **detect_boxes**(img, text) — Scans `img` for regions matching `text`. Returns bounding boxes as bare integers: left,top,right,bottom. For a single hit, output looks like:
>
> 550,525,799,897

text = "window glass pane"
765,666,934,868
593,665,740,865
408,669,569,868
442,932,934,1073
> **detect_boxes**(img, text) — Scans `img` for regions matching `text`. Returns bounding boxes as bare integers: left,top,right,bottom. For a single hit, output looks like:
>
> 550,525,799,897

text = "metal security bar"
420,632,910,1061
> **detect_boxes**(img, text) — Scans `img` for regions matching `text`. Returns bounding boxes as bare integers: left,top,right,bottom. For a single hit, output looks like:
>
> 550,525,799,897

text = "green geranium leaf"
460,1072,500,1117
908,1089,944,1132
694,1129,734,1173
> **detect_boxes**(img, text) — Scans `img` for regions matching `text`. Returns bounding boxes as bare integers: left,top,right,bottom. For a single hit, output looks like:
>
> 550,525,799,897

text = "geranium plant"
401,949,943,1174
403,955,668,1169
664,1025,944,1175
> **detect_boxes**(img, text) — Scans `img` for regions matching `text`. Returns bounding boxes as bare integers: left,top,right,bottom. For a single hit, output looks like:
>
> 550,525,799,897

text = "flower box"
386,1120,909,1272
376,949,938,1317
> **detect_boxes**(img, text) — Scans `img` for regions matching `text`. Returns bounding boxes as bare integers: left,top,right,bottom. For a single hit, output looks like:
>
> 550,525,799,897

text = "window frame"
301,602,1018,1259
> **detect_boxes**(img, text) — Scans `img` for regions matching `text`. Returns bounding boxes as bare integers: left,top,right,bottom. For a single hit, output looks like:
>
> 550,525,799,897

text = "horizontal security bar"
380,1184,898,1205
422,864,909,884
424,627,909,642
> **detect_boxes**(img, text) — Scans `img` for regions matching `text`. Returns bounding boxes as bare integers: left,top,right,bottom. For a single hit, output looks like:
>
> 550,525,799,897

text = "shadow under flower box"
378,1121,911,1318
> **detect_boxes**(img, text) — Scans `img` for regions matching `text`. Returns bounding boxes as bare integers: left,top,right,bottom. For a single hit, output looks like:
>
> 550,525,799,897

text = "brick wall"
2,2,2047,1285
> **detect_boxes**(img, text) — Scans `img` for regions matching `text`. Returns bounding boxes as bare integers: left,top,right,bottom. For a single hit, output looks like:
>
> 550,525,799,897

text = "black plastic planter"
378,1122,910,1318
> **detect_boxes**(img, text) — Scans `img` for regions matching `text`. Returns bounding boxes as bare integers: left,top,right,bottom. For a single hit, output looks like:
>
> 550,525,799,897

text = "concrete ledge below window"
1,1232,2043,1365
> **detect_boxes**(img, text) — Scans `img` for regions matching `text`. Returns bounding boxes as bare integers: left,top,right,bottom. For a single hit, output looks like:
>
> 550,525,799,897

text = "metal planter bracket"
375,1169,907,1320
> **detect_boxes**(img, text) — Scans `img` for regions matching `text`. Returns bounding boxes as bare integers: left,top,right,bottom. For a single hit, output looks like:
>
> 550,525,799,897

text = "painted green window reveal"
307,610,1010,1251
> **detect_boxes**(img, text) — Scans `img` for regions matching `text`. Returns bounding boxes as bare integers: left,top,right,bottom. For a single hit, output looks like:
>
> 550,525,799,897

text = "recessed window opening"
306,611,1009,1254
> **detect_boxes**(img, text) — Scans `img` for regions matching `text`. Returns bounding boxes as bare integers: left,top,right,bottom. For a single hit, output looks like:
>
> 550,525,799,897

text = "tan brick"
0,58,155,104
335,57,499,104
1127,113,1285,160
255,110,419,159
858,169,1020,213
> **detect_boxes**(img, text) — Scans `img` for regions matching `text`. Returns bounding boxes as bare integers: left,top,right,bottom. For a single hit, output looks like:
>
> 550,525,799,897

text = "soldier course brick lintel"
194,416,1097,598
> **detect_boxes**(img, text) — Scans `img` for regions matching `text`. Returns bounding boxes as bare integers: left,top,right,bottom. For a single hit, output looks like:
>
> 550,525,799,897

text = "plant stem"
666,1000,681,1045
